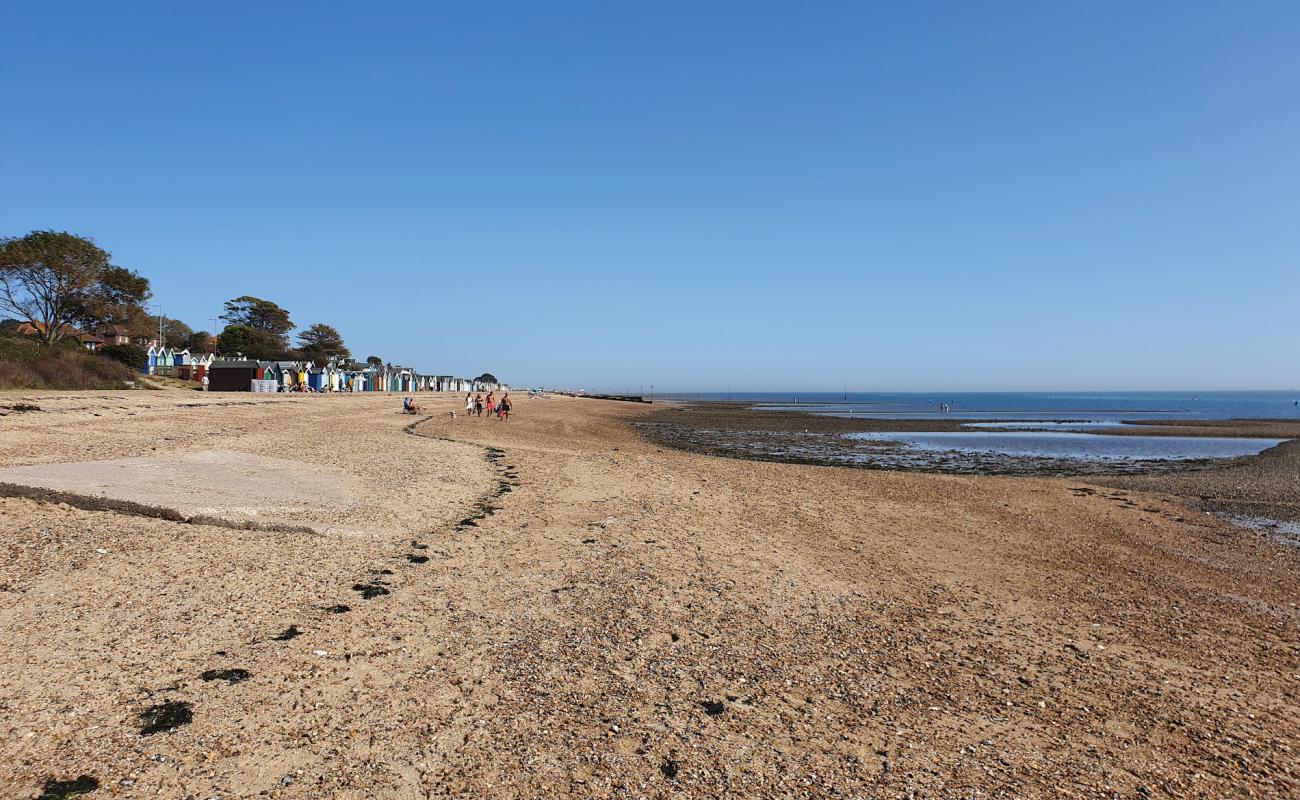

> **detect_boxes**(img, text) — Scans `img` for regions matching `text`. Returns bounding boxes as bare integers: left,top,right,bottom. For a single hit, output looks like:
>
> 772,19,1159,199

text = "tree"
366,355,383,366
476,372,499,384
220,296,293,350
217,324,284,360
163,319,194,349
185,330,214,352
0,231,150,347
73,265,152,329
297,323,350,365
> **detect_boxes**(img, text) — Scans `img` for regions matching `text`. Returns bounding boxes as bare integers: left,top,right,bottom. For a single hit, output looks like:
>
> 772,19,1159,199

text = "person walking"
465,393,474,416
474,393,484,417
499,392,511,422
485,391,495,417
201,374,209,392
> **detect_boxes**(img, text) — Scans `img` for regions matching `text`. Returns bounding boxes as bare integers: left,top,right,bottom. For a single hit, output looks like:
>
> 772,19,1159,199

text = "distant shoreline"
635,401,1300,525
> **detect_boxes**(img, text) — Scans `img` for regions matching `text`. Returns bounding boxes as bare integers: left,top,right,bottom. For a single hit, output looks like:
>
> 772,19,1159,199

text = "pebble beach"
1,390,1297,798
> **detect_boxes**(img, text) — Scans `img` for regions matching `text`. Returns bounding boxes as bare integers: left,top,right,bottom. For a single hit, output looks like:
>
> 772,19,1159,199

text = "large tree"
297,323,350,365
185,330,215,352
162,319,194,349
73,265,152,329
217,324,284,360
0,231,151,347
220,296,293,351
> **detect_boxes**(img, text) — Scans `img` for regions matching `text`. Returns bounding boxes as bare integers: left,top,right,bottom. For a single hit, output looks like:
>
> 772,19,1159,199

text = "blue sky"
3,1,1298,391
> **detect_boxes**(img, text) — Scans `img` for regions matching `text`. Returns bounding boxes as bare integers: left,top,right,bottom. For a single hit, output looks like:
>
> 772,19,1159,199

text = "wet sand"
1,391,1298,798
639,403,1300,518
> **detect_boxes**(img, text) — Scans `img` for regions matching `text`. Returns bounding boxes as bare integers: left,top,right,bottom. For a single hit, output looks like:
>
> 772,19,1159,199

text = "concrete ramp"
0,450,357,533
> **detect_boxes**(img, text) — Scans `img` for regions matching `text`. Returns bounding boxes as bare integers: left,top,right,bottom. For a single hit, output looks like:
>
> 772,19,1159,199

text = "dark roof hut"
207,360,259,391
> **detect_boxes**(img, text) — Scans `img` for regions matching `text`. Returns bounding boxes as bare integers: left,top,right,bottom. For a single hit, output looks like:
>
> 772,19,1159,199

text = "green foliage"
0,333,44,363
0,341,136,389
217,324,285,360
162,319,193,349
220,296,293,353
73,264,153,328
99,344,148,370
297,323,350,365
366,355,383,366
184,330,213,352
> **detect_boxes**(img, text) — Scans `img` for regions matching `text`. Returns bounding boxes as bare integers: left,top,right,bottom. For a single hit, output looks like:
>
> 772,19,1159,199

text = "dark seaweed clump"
39,775,99,799
352,583,390,599
271,625,302,641
139,700,192,735
200,668,252,683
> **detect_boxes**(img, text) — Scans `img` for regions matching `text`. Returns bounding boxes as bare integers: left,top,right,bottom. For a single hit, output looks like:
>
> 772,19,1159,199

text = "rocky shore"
638,402,1300,516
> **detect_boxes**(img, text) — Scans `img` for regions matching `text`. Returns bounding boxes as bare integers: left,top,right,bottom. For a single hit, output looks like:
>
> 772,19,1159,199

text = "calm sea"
659,391,1300,422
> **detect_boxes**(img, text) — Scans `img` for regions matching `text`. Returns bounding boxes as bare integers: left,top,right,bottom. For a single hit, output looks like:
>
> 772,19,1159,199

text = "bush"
99,343,148,371
0,338,136,389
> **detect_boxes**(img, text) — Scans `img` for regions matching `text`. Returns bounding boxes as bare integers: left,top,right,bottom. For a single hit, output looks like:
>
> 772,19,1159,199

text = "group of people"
398,391,513,420
465,390,511,421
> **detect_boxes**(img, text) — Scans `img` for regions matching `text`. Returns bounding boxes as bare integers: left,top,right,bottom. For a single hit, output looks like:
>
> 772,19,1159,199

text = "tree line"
0,230,382,369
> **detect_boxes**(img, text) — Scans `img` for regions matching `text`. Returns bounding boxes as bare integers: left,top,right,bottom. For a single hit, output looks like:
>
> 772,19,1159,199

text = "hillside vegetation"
0,336,138,390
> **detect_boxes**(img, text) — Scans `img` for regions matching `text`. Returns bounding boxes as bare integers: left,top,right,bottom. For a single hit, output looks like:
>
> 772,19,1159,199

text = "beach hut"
257,361,281,384
307,367,327,392
207,359,259,391
187,352,214,383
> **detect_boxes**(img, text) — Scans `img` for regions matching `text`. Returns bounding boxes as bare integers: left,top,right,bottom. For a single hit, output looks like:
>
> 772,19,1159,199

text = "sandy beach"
1,391,1297,798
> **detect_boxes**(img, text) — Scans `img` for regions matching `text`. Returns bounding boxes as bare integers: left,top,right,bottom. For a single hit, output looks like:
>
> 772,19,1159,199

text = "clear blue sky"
4,1,1298,392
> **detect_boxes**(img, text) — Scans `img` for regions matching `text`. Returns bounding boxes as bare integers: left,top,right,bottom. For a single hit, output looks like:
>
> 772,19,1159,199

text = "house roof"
16,321,80,336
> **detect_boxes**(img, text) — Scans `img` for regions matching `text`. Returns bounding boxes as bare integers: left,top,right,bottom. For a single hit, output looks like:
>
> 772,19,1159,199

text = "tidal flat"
1,391,1297,798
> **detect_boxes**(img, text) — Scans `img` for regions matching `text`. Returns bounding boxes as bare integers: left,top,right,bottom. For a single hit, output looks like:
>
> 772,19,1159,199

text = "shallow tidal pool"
846,431,1285,462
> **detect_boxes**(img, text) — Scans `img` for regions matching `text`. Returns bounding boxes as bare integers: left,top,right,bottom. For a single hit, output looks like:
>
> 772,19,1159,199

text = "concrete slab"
0,449,357,532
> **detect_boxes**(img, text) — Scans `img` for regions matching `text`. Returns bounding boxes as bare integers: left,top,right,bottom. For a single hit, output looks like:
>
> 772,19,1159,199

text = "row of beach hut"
144,346,505,394
198,357,504,394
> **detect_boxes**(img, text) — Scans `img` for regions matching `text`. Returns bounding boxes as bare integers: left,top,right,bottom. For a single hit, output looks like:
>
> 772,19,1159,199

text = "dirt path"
1,391,1296,798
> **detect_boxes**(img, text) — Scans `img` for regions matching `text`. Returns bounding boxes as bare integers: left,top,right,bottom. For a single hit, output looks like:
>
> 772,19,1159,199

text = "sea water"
661,390,1300,422
846,431,1284,461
